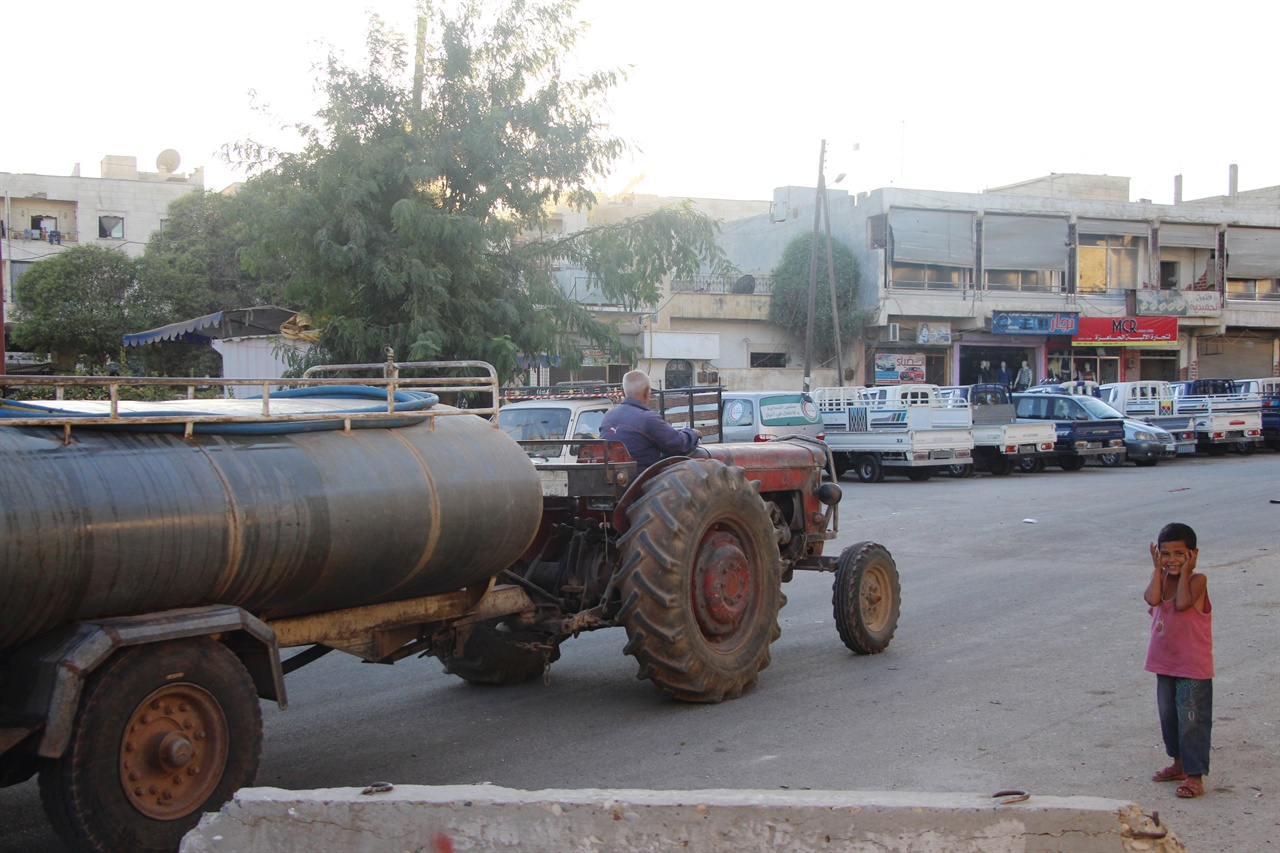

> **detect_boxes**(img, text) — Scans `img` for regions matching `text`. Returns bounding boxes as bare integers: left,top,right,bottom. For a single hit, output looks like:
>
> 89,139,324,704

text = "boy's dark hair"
1158,522,1197,550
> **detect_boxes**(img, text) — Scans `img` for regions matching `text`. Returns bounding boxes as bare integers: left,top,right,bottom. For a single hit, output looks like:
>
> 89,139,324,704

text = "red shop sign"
1073,316,1178,347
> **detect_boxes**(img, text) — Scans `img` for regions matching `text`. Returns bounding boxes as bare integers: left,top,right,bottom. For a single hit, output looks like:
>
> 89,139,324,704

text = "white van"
719,391,825,443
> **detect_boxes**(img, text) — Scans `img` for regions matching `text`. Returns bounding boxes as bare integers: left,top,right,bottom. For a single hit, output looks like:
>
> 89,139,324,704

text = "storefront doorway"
1048,349,1120,384
960,346,1037,389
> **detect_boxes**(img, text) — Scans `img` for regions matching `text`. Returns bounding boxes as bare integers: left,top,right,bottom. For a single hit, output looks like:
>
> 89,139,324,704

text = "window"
1226,278,1280,301
984,269,1064,293
1078,235,1141,293
664,359,693,390
889,263,970,290
750,352,787,368
1159,261,1179,289
98,216,124,239
867,214,887,250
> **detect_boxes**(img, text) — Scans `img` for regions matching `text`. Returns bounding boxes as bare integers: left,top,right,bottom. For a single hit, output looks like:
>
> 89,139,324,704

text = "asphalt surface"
2,451,1277,852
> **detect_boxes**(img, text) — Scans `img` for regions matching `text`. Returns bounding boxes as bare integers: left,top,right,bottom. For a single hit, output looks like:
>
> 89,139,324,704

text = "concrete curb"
182,784,1182,852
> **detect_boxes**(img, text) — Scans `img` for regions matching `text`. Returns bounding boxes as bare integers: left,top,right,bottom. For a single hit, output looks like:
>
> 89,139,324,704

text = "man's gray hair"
621,370,651,399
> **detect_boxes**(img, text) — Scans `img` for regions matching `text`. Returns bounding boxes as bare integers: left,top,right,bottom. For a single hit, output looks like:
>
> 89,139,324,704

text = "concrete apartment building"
552,168,1279,391
1,153,205,325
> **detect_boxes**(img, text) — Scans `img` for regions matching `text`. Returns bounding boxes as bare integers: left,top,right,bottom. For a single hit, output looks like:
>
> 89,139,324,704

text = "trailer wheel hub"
119,683,229,820
693,529,751,636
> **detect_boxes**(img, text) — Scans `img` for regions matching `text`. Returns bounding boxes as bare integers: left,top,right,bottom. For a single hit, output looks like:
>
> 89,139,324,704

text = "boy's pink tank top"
1144,592,1213,679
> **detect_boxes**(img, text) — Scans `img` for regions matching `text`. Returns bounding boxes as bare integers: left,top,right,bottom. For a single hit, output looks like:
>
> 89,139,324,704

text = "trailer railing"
0,352,499,439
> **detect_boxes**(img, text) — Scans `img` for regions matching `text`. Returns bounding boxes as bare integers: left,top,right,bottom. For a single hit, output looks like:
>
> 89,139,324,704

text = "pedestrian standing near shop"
1143,522,1213,799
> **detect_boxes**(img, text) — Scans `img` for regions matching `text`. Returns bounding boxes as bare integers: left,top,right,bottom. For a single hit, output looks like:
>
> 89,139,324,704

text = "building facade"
2,154,205,330
687,172,1279,389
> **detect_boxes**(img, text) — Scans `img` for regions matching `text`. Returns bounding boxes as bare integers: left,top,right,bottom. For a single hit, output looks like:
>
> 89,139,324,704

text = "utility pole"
802,140,826,392
822,185,842,385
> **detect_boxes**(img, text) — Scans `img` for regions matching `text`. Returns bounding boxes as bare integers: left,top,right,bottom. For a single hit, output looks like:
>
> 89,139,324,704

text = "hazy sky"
3,0,1277,205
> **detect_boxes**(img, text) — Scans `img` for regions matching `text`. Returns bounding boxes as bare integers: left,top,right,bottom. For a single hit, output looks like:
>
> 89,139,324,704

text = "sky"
3,0,1278,206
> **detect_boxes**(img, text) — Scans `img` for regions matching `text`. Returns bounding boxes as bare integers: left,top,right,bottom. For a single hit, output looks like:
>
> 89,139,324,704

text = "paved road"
3,453,1277,852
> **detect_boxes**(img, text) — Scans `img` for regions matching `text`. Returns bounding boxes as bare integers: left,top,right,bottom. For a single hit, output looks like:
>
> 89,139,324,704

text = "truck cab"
1096,380,1197,455
1012,392,1126,471
1167,378,1264,454
497,387,618,464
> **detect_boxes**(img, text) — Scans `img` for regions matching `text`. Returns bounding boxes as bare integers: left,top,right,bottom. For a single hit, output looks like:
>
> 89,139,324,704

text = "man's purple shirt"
599,397,699,473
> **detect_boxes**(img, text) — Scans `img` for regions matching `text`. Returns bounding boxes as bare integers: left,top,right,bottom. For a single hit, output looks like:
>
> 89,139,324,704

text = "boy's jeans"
1156,674,1213,775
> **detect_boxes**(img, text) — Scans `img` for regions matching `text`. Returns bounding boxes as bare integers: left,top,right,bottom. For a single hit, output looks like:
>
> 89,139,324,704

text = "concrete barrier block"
182,785,1182,853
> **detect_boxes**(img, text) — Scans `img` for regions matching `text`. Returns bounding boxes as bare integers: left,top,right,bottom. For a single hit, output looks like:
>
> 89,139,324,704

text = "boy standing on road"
1143,522,1213,799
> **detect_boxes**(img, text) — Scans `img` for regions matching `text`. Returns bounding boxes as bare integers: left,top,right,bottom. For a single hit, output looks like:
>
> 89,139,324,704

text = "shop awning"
123,306,301,347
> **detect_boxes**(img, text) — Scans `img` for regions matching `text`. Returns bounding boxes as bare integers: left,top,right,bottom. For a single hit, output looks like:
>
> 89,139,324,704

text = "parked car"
720,391,825,443
1099,419,1179,467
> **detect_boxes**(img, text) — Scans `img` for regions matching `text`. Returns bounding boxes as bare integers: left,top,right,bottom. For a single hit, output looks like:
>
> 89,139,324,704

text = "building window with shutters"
1078,235,1141,293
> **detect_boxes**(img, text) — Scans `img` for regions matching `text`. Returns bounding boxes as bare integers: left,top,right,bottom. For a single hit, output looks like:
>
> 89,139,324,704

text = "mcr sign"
1074,316,1177,346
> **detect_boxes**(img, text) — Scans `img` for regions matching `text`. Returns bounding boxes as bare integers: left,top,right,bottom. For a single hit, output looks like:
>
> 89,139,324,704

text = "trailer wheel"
855,454,884,483
1017,457,1047,474
832,542,901,654
437,619,561,685
945,463,974,478
617,459,783,703
1236,441,1257,456
39,639,261,853
1098,451,1125,468
986,456,1014,477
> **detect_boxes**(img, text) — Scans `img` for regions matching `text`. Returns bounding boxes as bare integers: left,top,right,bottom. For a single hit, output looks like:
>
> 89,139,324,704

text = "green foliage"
131,190,282,377
769,233,868,366
226,0,725,382
11,246,140,370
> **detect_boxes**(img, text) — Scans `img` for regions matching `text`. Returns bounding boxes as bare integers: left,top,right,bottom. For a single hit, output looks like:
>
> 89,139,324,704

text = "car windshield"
1077,397,1123,419
498,407,571,458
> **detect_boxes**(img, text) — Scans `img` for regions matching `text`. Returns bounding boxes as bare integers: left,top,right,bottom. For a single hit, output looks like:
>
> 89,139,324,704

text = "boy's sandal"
1176,778,1204,798
1153,765,1187,782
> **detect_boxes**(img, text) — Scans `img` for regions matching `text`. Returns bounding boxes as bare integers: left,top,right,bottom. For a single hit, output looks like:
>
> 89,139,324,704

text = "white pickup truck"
1096,381,1199,455
814,384,974,482
938,384,1057,476
497,386,620,466
1167,379,1264,454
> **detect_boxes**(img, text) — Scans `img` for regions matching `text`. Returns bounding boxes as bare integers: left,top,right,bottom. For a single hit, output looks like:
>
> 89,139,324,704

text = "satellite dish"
156,149,181,172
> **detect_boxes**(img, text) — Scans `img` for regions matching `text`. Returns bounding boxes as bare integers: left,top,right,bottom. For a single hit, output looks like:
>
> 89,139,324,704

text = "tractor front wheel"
832,542,901,654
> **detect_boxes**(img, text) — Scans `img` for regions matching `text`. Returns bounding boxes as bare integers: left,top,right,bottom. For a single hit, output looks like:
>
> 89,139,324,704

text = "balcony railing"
670,274,774,295
9,229,78,244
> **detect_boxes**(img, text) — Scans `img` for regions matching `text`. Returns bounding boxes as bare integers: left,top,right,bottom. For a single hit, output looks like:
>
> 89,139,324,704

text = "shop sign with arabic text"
1135,289,1222,317
1073,317,1178,347
992,311,1079,335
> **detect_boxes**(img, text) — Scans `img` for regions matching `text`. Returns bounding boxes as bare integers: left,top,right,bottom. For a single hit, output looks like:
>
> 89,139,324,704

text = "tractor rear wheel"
832,542,901,654
617,459,783,703
437,619,561,685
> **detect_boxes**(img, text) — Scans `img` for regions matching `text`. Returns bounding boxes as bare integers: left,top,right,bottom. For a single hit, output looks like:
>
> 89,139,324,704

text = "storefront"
1066,316,1179,384
874,318,952,385
954,311,1079,388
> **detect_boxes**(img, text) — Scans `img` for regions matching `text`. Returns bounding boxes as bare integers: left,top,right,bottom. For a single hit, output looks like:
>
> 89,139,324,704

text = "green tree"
769,234,868,369
130,190,283,377
11,246,140,370
228,0,724,381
